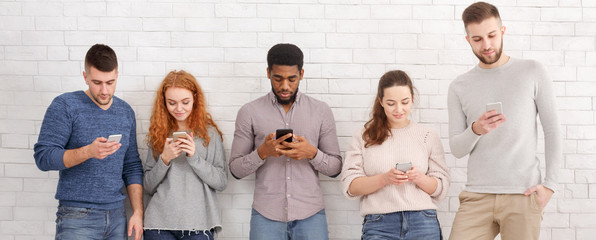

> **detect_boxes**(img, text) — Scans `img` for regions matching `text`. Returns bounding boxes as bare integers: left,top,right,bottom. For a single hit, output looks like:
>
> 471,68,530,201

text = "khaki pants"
449,191,543,240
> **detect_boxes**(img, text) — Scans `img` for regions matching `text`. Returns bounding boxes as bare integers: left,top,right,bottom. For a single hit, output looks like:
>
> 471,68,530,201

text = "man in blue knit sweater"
34,44,144,240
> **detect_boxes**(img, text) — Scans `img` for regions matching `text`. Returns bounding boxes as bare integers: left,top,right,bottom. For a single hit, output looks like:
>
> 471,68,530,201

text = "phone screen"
276,129,293,143
486,102,502,115
395,162,412,172
107,134,122,143
173,131,187,141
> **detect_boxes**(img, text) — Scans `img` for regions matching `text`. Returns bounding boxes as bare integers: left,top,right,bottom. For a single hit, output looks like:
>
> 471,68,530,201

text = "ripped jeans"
143,229,214,240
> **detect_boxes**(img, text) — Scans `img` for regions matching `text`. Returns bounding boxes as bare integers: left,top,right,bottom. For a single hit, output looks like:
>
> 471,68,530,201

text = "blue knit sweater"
34,91,143,209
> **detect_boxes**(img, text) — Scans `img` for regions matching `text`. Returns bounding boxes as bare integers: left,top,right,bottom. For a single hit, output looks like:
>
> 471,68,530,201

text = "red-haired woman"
143,70,227,240
341,70,450,240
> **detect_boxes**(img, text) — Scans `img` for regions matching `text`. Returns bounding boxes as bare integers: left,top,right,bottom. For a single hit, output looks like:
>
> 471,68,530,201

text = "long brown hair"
146,70,222,159
363,70,416,148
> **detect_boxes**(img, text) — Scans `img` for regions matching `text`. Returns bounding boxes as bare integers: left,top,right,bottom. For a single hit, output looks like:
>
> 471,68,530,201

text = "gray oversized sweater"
143,127,227,233
447,57,562,193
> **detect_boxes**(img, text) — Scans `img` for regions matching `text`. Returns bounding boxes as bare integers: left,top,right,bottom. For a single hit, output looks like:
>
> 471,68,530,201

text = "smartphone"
107,134,122,143
395,162,412,173
172,131,187,141
486,102,502,116
276,129,293,143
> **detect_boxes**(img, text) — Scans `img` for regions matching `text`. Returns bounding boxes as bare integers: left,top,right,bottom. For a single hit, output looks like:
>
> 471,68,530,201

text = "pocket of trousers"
56,207,91,223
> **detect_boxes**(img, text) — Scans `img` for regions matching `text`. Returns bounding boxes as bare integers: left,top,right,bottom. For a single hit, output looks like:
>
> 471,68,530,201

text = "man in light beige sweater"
448,2,562,240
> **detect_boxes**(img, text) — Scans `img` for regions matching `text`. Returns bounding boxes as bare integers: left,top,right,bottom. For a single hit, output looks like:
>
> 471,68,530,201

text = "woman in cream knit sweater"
341,70,450,240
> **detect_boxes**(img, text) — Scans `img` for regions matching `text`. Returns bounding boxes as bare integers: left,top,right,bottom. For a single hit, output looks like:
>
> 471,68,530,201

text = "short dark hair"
84,44,118,72
462,2,501,29
267,43,304,71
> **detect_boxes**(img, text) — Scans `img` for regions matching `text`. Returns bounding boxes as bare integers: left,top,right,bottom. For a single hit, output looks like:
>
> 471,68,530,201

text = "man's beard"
474,38,504,65
273,87,298,105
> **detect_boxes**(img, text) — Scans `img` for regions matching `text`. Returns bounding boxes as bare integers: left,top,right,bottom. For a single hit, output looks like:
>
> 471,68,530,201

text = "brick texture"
1,1,594,239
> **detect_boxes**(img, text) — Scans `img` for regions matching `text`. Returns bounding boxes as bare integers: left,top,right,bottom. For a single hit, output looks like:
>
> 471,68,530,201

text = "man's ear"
83,71,89,85
266,67,270,79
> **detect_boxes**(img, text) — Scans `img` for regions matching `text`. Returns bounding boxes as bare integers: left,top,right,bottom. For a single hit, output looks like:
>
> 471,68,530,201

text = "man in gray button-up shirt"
230,43,342,240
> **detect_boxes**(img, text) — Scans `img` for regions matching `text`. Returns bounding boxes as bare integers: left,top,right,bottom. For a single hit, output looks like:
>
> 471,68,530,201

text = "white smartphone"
486,102,502,116
172,131,187,141
395,162,412,173
107,134,122,143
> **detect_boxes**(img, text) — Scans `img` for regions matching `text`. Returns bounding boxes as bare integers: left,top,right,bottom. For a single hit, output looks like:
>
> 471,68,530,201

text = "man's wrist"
81,145,92,160
132,210,143,216
310,146,318,159
471,122,482,136
256,146,267,160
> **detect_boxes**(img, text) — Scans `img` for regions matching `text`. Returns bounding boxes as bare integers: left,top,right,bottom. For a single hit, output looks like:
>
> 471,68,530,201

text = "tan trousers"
449,191,543,240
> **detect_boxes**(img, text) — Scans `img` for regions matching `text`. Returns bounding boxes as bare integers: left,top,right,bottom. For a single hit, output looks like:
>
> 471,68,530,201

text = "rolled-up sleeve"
229,105,265,179
309,104,342,177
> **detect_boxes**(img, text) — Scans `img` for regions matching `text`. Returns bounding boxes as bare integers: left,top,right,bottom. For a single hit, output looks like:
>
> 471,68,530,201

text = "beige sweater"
341,121,450,216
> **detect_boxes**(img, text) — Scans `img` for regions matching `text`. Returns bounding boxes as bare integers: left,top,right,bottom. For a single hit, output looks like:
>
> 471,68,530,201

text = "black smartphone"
276,129,293,143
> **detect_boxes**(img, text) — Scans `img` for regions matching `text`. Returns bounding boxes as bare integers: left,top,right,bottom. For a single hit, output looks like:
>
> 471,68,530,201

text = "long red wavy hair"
146,70,222,159
363,70,416,148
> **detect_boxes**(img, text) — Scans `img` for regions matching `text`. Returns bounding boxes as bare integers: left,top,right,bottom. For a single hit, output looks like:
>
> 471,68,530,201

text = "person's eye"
182,101,190,105
402,101,410,105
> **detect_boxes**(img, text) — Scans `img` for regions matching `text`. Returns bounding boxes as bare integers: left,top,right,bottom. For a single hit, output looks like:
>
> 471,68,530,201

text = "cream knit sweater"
341,121,450,217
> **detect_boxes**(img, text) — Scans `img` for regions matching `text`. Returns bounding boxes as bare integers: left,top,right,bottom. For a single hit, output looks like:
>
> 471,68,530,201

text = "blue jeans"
144,229,214,240
55,206,127,240
250,208,329,240
362,210,443,240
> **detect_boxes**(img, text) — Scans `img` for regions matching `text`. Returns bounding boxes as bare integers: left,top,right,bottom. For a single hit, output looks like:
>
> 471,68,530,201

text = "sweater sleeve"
34,97,70,171
340,129,366,200
186,129,228,192
121,112,143,187
426,130,450,203
143,148,171,195
533,62,562,192
447,81,482,158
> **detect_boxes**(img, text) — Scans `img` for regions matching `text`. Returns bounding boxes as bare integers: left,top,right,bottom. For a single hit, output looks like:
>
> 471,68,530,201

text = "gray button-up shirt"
230,91,342,222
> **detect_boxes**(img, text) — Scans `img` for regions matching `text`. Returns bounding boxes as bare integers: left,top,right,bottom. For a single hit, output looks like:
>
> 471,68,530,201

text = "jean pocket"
420,209,437,218
57,207,90,220
363,214,384,224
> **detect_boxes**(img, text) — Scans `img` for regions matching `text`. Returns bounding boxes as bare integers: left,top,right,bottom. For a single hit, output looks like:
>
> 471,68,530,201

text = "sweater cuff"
53,148,67,170
124,174,143,186
429,177,442,197
464,123,482,142
542,181,557,193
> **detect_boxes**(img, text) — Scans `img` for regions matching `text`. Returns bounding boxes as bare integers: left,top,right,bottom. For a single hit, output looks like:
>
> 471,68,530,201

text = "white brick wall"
1,1,595,240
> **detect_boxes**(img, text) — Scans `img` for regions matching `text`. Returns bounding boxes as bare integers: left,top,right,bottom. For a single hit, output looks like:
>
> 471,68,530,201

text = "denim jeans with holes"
144,229,214,240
